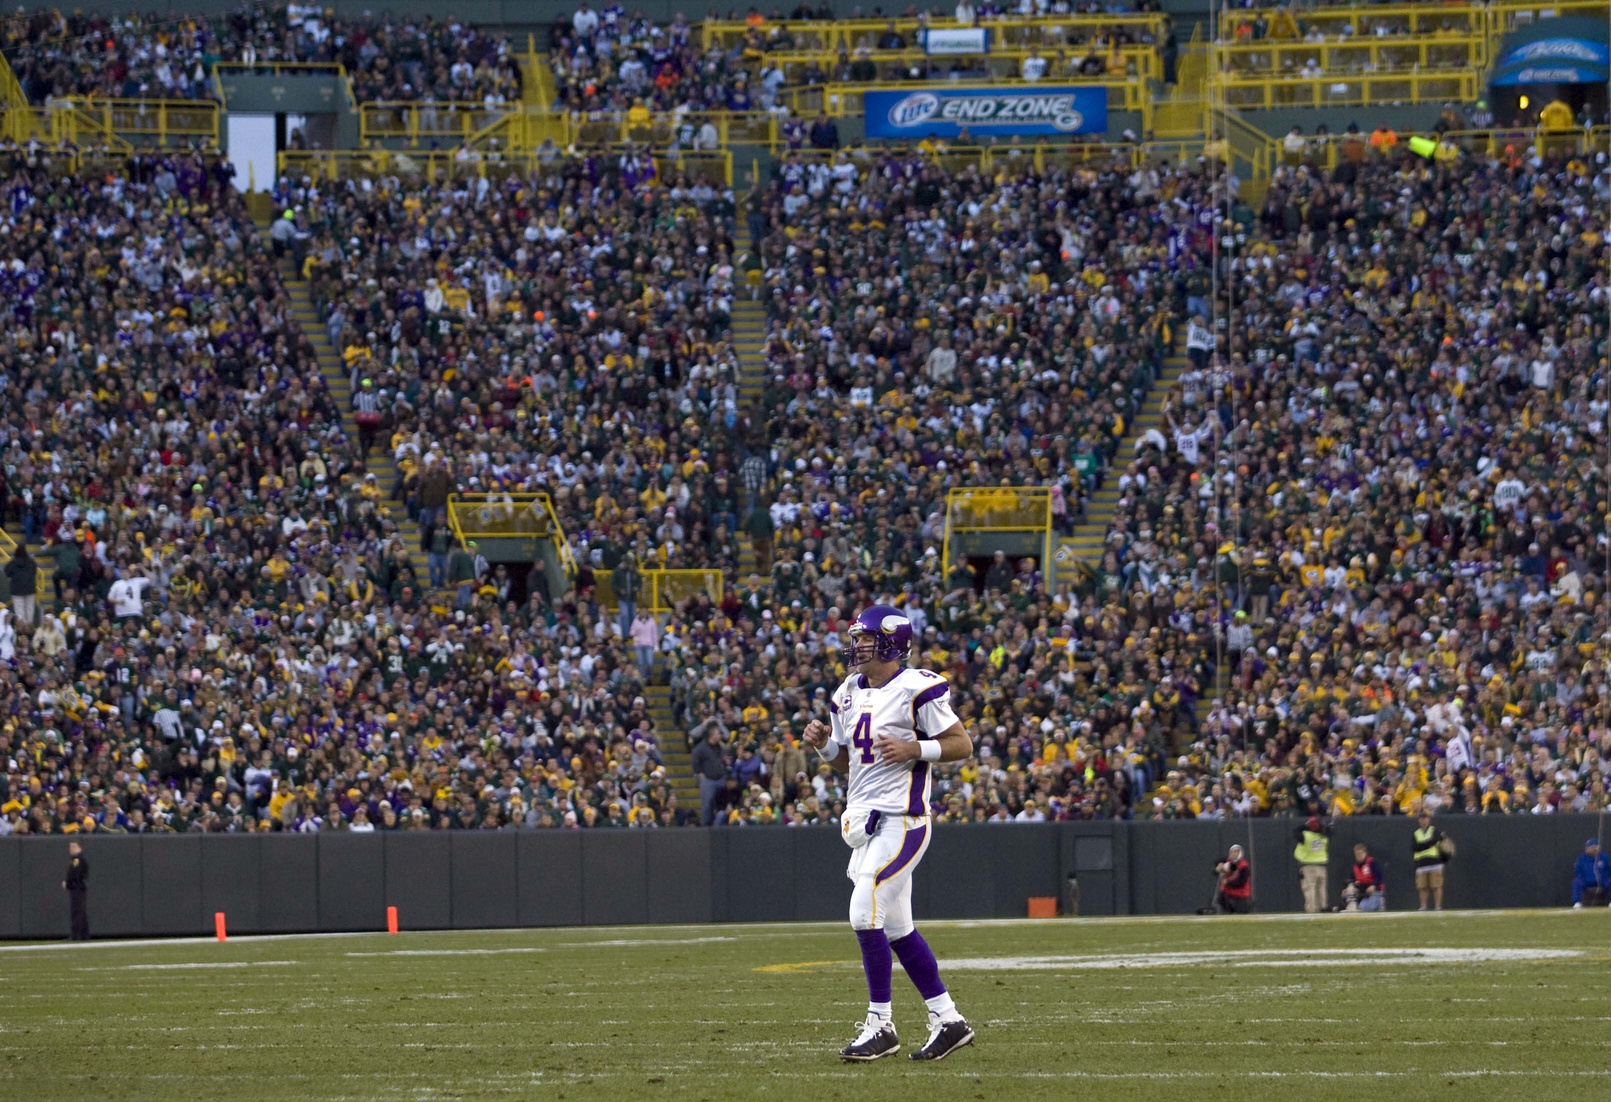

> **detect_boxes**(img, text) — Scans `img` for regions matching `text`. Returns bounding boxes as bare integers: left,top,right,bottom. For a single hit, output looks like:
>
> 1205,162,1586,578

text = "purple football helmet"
848,604,914,669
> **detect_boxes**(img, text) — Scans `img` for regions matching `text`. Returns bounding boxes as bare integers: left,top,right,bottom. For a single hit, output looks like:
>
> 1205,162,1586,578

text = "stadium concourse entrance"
959,553,1040,594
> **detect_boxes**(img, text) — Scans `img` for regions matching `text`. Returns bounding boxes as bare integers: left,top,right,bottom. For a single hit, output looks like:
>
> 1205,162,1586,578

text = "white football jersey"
829,667,961,816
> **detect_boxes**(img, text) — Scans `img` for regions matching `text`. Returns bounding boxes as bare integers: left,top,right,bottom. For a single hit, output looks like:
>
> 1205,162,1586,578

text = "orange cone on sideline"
387,906,399,935
214,912,227,942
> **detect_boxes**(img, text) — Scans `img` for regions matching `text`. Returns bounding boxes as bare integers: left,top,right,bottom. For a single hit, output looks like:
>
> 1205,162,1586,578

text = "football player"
800,604,975,1063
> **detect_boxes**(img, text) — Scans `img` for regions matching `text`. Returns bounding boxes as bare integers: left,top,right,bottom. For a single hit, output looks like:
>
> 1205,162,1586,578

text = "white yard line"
2,906,1601,953
99,961,298,970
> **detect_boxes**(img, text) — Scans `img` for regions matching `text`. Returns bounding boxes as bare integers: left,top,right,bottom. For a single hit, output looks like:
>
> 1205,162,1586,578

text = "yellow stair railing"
942,486,1053,575
523,33,555,110
359,101,516,147
54,98,220,148
641,569,723,614
0,48,48,142
49,100,133,153
447,493,578,578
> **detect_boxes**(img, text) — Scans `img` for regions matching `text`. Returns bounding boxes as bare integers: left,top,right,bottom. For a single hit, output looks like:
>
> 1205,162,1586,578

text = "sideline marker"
387,906,399,935
214,912,227,942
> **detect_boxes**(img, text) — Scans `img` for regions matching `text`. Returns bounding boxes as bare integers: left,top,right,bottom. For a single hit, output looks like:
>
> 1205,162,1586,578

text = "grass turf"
2,911,1608,1100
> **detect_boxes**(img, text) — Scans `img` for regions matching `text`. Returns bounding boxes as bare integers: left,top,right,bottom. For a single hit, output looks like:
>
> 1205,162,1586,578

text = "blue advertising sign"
864,86,1109,139
1496,37,1610,69
1490,62,1608,85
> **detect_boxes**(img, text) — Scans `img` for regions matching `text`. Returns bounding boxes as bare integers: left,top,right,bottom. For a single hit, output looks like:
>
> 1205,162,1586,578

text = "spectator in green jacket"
612,552,640,637
447,541,479,610
48,533,79,603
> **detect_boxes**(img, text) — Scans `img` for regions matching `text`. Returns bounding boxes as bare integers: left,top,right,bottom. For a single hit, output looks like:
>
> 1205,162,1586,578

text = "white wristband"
919,740,943,763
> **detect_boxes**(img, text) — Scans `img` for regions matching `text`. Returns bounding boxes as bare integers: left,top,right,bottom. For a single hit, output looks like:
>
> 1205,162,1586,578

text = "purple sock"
855,928,893,1003
890,930,947,1000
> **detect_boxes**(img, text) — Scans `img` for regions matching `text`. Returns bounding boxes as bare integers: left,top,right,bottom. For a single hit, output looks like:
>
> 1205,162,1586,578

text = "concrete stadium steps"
1051,355,1186,592
732,223,767,409
1152,48,1208,139
285,282,433,587
0,519,53,619
731,299,767,408
646,685,701,806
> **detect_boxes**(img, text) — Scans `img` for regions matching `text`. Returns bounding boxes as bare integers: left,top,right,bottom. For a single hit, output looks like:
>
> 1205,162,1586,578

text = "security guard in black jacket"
63,842,89,940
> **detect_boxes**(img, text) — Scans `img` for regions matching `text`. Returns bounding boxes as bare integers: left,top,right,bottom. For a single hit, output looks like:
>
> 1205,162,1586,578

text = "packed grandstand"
0,0,1608,838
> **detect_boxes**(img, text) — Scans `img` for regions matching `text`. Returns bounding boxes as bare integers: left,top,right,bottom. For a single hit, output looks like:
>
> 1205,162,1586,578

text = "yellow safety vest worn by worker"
1539,100,1574,131
1414,826,1441,865
1294,829,1328,865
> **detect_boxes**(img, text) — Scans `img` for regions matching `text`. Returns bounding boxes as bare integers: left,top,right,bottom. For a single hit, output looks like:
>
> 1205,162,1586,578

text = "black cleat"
909,1018,974,1062
840,1019,901,1062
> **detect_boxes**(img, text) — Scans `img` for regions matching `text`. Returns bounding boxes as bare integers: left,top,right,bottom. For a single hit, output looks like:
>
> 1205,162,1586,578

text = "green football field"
2,911,1608,1101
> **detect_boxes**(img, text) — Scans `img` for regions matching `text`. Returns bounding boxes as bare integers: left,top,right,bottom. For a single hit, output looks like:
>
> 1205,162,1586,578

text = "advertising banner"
924,27,989,55
1495,37,1609,69
864,86,1108,138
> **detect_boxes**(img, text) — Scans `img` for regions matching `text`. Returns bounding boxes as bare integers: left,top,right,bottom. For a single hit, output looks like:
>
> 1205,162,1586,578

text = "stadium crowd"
547,3,1161,119
2,4,520,106
1112,147,1611,822
1,126,1609,836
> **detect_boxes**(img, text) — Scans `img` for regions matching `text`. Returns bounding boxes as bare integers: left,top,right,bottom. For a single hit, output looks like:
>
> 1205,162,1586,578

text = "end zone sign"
864,86,1108,139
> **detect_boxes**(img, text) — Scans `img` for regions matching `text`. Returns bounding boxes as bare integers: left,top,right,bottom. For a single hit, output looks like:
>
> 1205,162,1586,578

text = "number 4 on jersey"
852,714,874,764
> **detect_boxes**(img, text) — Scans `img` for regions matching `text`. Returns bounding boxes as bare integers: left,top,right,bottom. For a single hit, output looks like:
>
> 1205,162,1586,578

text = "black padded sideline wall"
0,815,1601,938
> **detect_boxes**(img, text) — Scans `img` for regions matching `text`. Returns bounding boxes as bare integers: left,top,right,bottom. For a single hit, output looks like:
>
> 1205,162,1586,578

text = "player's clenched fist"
801,719,831,751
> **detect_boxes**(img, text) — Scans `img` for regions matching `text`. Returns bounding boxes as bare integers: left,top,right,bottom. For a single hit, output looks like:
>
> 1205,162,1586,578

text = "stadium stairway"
730,224,767,577
285,281,434,587
646,685,702,809
1151,47,1208,139
731,300,766,409
1050,353,1187,593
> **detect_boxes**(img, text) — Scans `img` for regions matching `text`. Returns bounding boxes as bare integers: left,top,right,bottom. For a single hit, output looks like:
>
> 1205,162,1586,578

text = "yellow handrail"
1212,33,1488,76
1217,3,1487,39
359,100,522,147
446,493,578,578
593,109,775,149
747,42,1158,81
1486,0,1611,31
642,569,724,614
53,97,220,148
1298,124,1611,172
766,140,1214,174
1214,68,1479,112
942,486,1052,574
279,147,733,187
702,12,1170,52
0,526,15,563
0,49,48,143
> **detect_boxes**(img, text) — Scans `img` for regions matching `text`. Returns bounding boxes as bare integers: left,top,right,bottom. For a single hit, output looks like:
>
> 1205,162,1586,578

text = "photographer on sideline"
1342,842,1386,912
1571,839,1610,908
1214,845,1253,914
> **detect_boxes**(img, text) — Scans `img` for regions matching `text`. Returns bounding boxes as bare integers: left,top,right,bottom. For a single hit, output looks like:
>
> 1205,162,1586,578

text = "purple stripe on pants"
906,761,929,815
875,822,928,886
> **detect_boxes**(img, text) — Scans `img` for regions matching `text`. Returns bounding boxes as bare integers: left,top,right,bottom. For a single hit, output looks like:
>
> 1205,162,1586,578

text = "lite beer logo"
1500,38,1610,66
886,91,1087,132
